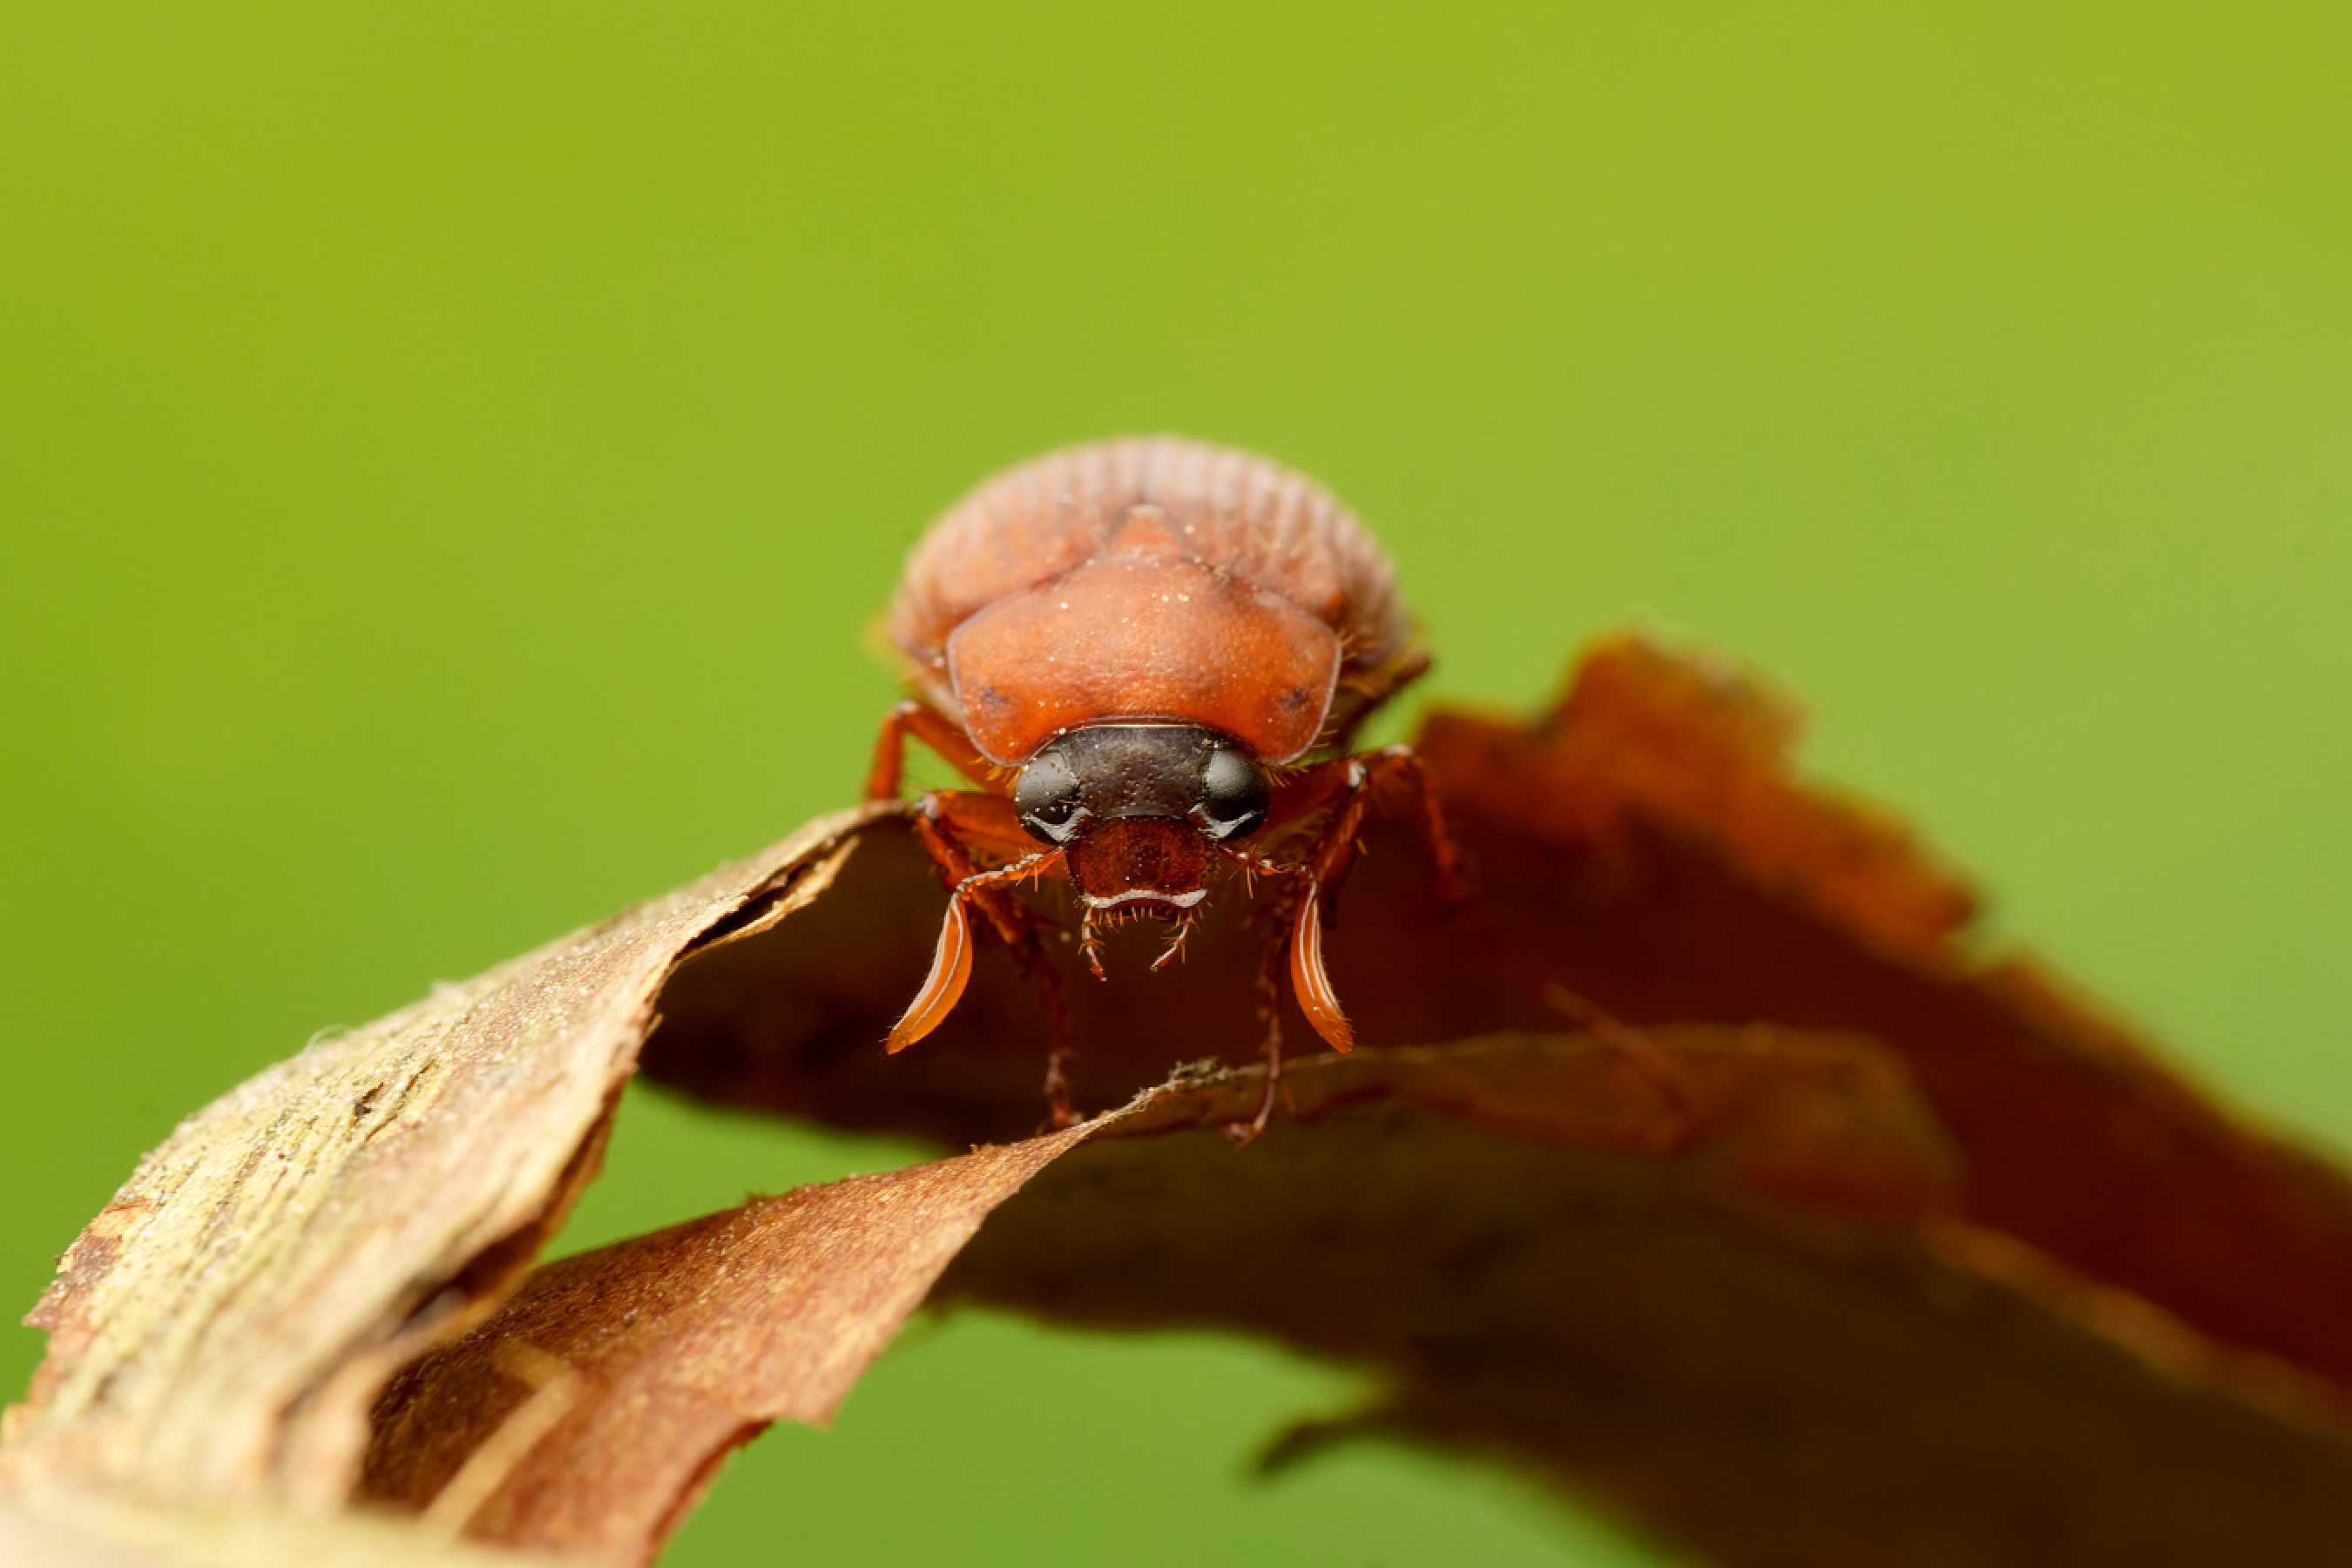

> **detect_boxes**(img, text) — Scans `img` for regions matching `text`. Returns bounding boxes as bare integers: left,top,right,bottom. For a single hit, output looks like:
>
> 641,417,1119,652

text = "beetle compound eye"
1191,745,1270,841
1017,792,1087,845
1012,749,1089,844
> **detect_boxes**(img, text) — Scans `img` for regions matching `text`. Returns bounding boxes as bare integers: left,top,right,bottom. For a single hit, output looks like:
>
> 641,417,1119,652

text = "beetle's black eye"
1190,744,1269,841
1012,750,1088,845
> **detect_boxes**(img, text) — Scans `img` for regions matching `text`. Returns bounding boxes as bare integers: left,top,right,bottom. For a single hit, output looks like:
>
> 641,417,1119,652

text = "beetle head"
1011,724,1269,909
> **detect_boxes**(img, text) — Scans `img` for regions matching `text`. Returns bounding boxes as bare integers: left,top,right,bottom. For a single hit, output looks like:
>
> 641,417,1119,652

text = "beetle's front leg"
1228,747,1470,1064
893,789,1079,1128
887,838,1063,1051
1217,846,1315,1139
1266,744,1470,909
866,699,998,801
902,789,1043,944
1223,877,1294,1146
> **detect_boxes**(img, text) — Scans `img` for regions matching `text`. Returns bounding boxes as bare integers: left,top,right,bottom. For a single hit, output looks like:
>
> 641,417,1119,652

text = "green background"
4,5,2348,1564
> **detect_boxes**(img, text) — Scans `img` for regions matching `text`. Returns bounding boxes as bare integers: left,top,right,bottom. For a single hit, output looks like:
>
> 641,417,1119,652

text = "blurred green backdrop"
4,4,2349,1564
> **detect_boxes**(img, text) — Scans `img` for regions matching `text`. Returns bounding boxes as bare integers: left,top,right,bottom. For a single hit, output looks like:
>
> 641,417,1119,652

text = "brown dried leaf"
362,1035,2352,1567
355,1123,1096,1558
355,1030,1962,1562
640,633,2352,1391
0,1489,563,1568
949,1067,2352,1568
1413,634,2352,1389
1,813,875,1508
11,632,2352,1568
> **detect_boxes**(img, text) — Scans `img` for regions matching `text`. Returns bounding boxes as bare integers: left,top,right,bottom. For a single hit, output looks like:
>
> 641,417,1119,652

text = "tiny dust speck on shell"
9,635,2352,1568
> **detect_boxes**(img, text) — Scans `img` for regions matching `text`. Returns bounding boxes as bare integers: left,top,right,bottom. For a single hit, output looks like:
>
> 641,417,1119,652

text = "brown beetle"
868,436,1466,1136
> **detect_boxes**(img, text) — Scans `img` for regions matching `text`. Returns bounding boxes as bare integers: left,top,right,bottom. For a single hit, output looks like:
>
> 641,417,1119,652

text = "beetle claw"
887,895,976,1054
1287,880,1353,1053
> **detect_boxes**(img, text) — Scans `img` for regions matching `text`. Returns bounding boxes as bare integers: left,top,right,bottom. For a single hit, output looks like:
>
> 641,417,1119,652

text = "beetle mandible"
867,436,1467,1138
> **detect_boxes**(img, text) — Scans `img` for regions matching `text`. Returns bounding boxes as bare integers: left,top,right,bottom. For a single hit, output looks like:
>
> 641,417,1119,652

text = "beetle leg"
905,791,1040,949
1372,744,1472,905
1221,746,1469,1064
1285,875,1350,1051
866,699,998,801
1223,897,1291,1146
1223,855,1351,1059
895,791,1079,1126
1263,744,1470,910
887,845,1065,1056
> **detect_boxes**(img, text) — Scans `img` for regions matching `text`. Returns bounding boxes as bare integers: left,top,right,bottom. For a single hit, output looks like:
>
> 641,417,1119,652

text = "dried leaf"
11,632,2352,1568
0,1489,562,1568
640,634,2352,1394
1413,635,2352,1388
365,1036,2352,1567
355,1030,1962,1562
2,814,873,1507
356,1123,1096,1558
943,1064,2352,1568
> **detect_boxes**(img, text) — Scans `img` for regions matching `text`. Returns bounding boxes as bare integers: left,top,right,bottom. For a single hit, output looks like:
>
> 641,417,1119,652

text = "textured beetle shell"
887,436,1414,765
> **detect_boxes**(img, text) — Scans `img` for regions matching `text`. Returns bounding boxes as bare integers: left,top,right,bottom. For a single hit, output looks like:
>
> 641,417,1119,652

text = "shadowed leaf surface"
357,1125,1094,1558
943,1063,2352,1568
353,1031,1953,1561
364,1034,2352,1567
